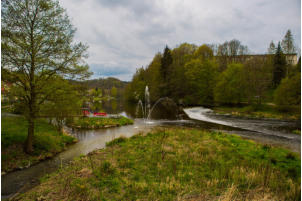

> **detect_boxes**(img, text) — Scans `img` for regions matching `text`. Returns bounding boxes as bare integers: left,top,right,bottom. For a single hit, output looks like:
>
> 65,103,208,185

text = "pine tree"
160,46,173,81
160,46,173,97
268,41,276,54
281,30,296,54
272,42,286,87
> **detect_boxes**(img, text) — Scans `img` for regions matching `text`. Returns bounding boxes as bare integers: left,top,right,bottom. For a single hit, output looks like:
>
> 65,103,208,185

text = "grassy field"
2,116,76,173
69,116,133,129
213,104,300,120
18,128,300,201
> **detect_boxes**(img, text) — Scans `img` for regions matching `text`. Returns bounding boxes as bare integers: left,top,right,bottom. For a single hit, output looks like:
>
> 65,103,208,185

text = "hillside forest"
125,30,300,112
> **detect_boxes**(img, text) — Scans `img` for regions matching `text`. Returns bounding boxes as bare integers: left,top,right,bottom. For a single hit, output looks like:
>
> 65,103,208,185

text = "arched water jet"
146,97,176,120
136,86,179,123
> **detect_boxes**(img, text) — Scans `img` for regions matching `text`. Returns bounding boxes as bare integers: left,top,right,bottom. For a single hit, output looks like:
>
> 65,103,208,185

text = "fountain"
136,86,179,123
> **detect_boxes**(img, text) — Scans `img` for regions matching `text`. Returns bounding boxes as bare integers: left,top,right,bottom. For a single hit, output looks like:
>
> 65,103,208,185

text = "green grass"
213,104,300,120
70,116,133,129
1,116,76,172
19,128,300,201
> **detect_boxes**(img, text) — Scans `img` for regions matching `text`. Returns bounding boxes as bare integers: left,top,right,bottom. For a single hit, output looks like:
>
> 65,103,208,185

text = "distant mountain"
85,77,128,89
83,77,128,99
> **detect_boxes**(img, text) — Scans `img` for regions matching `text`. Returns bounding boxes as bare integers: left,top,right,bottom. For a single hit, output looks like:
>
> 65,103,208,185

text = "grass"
213,104,300,120
70,116,133,129
18,128,300,201
1,116,76,173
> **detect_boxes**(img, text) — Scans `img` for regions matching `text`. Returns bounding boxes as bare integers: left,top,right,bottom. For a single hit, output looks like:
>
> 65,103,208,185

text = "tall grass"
19,128,300,201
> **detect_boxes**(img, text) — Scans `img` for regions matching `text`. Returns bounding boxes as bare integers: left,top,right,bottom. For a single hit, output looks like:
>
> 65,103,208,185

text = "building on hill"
217,53,298,65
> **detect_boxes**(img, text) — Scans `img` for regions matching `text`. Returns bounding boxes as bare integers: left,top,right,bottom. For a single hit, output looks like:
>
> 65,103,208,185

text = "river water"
2,105,300,198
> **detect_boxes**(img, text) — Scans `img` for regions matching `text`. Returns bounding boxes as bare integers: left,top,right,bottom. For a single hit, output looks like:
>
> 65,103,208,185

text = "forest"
125,31,300,112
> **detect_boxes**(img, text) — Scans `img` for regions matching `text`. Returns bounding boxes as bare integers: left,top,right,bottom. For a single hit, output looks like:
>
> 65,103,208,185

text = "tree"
2,0,91,153
144,53,162,102
268,41,276,54
111,86,117,97
125,67,146,102
169,43,196,101
281,29,296,54
243,57,272,104
217,42,229,71
160,45,173,81
216,40,249,71
272,42,286,87
160,45,173,97
228,39,241,57
274,73,301,106
194,45,214,60
39,76,83,132
214,63,247,104
184,58,217,105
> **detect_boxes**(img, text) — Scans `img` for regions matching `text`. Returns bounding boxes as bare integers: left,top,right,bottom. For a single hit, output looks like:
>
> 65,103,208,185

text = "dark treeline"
126,31,300,108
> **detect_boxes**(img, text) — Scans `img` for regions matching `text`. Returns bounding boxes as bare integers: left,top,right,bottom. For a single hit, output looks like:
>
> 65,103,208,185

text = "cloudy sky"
60,0,301,81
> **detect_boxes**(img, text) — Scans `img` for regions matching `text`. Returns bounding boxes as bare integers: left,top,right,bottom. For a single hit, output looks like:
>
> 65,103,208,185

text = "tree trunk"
25,116,34,154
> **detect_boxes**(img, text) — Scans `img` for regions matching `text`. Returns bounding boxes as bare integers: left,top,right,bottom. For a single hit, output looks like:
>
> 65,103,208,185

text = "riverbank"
69,116,133,129
213,104,300,121
17,128,300,201
2,116,77,173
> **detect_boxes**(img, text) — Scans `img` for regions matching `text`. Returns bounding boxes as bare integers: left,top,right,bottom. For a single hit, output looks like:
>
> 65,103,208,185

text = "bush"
106,136,127,147
274,73,300,106
214,63,247,104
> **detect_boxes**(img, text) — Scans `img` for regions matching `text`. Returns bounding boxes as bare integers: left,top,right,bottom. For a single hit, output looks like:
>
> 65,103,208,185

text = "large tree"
243,57,272,104
2,0,91,153
272,43,286,87
184,58,217,105
281,29,296,54
214,63,247,104
160,45,173,97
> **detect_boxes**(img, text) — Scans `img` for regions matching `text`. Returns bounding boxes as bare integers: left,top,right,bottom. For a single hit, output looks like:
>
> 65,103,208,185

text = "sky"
60,0,301,81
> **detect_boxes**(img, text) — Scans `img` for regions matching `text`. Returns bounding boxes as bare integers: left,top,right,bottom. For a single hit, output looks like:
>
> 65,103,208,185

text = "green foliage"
110,86,118,97
194,44,214,60
106,136,128,147
1,116,75,172
160,46,173,97
184,58,217,105
161,46,173,82
71,117,133,129
125,39,297,109
243,57,272,104
125,68,147,102
39,76,83,131
2,0,91,152
214,63,246,104
20,128,301,200
274,73,301,106
272,42,286,87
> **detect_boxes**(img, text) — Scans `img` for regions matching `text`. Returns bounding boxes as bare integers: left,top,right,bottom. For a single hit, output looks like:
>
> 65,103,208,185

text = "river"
2,105,300,199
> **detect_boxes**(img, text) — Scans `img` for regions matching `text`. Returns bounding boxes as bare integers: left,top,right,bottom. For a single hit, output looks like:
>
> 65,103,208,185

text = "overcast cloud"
60,0,301,81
